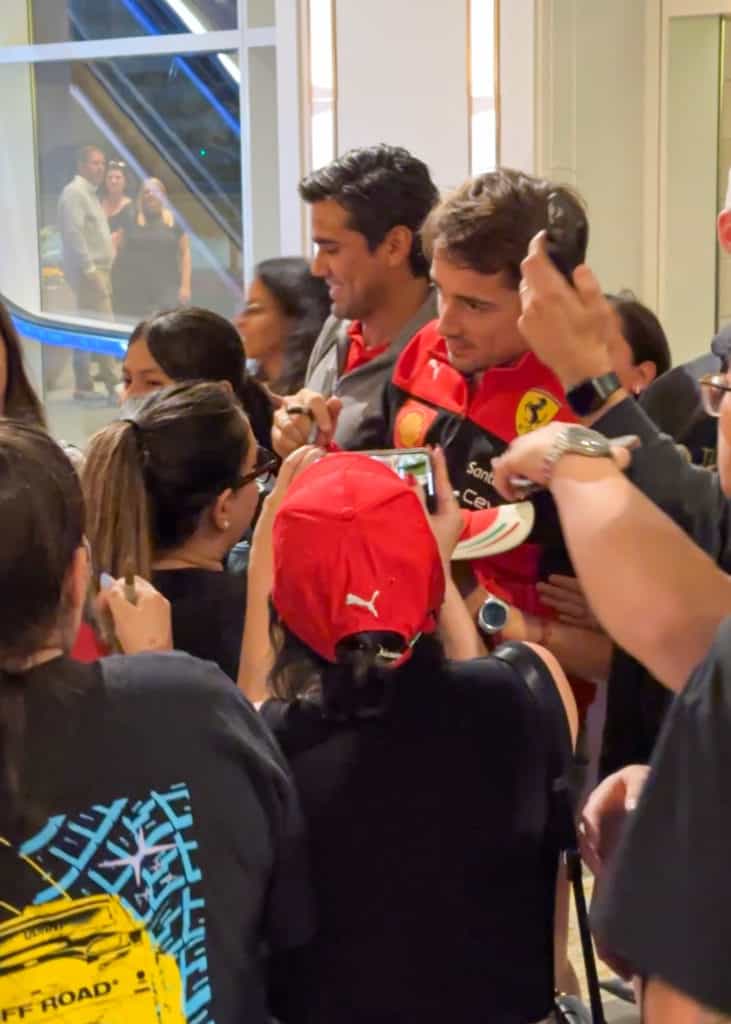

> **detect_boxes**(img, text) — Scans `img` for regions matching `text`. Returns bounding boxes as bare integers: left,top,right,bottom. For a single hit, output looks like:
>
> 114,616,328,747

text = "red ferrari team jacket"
356,320,595,715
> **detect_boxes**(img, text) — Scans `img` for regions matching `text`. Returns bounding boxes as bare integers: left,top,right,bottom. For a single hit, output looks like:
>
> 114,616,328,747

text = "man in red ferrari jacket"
274,169,612,715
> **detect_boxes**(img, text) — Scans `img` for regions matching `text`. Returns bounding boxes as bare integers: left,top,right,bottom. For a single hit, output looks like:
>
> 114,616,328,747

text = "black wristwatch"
566,371,621,416
477,594,510,637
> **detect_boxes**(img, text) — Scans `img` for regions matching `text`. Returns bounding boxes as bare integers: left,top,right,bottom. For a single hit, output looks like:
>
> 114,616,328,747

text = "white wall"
334,0,470,190
536,0,646,296
499,0,536,173
661,15,720,361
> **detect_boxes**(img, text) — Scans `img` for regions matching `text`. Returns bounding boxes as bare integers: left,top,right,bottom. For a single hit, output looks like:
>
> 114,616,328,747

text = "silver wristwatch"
542,425,612,483
510,426,637,497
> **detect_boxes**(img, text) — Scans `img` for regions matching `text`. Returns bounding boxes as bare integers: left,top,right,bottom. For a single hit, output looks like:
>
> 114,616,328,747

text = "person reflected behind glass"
57,144,118,400
114,177,191,320
236,258,330,395
100,160,134,259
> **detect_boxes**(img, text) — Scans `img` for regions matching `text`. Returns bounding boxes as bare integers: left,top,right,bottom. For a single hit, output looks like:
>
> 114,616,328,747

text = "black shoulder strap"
491,642,606,1024
492,642,575,845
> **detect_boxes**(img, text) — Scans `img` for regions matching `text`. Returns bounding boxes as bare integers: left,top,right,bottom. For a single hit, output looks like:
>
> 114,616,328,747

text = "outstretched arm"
493,429,731,693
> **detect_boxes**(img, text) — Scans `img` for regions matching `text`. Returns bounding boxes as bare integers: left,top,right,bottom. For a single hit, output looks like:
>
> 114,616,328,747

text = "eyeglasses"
108,160,127,170
699,373,731,417
237,445,278,488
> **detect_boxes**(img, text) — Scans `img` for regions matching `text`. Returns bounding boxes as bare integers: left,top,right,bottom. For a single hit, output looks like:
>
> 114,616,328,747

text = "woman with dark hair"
606,291,672,396
0,301,47,427
100,159,134,255
0,419,312,1023
83,381,276,680
120,306,275,449
254,449,578,1023
236,258,330,394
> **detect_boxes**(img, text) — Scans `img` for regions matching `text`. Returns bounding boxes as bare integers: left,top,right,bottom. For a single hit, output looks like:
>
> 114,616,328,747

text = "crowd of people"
1,139,730,1024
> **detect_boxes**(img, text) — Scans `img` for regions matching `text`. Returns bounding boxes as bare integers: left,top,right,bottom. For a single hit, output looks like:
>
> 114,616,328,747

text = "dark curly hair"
299,144,439,278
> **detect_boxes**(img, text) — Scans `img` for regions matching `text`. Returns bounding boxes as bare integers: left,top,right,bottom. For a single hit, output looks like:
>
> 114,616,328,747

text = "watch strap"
566,371,621,415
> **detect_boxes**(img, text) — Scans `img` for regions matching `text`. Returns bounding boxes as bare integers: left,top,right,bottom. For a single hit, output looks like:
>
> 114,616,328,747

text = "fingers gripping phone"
362,448,437,512
545,190,589,283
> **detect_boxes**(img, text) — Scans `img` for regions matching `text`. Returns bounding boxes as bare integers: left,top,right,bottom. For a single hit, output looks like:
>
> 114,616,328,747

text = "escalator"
33,0,247,326
69,0,244,249
6,292,128,361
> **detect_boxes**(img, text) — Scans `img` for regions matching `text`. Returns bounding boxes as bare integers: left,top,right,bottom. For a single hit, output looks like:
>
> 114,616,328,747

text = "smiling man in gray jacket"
274,144,438,452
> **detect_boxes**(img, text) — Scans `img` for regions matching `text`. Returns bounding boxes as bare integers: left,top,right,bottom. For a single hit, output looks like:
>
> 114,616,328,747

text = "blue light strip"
12,314,128,359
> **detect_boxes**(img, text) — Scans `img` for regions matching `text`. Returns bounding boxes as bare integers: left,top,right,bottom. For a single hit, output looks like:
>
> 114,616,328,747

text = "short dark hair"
606,291,672,377
421,168,586,288
77,144,104,168
299,144,439,278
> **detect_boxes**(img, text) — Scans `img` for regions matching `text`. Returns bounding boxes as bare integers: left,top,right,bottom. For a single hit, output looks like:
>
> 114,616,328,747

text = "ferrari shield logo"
515,389,561,435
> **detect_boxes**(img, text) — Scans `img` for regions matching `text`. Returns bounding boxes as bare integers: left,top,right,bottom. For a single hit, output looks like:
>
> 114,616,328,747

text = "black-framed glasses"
699,374,731,418
238,446,278,488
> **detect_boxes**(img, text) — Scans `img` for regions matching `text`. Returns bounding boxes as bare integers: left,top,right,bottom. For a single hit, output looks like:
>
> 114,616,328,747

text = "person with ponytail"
82,381,276,680
120,306,276,450
258,450,578,1023
0,420,313,1023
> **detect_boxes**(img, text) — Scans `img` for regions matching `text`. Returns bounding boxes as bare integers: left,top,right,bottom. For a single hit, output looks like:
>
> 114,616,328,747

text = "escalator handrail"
5,293,128,360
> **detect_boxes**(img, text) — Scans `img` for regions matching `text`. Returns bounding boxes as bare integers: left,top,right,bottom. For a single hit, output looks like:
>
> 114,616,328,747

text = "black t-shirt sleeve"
592,617,731,1015
212,687,316,952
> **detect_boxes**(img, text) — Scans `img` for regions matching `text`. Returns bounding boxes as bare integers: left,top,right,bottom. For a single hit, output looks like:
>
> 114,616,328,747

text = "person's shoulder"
683,615,731,708
314,315,348,352
424,656,539,728
101,650,242,705
58,178,81,203
392,319,445,386
260,698,328,756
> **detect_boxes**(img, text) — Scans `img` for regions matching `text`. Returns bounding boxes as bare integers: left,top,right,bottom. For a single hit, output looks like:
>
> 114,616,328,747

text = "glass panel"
33,51,243,335
249,45,280,262
249,0,275,29
663,16,721,363
30,0,238,44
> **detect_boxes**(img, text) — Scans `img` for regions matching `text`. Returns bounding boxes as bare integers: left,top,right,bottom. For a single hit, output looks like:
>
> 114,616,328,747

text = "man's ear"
635,359,658,392
718,209,731,254
382,225,414,267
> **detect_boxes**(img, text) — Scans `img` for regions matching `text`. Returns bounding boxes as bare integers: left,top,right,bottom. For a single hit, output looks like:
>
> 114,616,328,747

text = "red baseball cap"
272,453,445,665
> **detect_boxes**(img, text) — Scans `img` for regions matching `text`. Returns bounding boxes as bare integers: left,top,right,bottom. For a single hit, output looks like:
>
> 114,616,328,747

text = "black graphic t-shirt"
0,652,314,1024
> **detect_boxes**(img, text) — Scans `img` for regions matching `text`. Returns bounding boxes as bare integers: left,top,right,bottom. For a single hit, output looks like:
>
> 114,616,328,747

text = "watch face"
479,598,509,634
564,424,611,457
